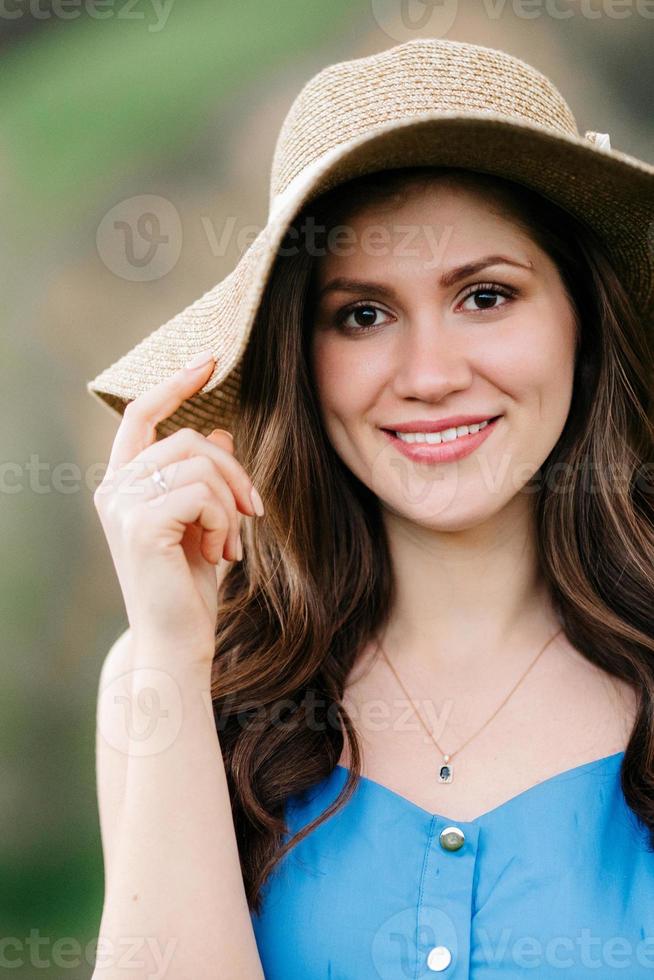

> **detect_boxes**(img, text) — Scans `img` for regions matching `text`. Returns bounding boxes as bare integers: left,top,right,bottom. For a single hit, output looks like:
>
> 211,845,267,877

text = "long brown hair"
209,166,654,914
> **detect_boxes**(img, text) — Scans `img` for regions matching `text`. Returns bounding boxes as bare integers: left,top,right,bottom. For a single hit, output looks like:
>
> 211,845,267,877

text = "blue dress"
251,751,654,978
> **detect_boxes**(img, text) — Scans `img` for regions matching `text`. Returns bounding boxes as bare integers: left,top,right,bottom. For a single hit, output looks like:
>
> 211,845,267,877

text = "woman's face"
309,179,578,530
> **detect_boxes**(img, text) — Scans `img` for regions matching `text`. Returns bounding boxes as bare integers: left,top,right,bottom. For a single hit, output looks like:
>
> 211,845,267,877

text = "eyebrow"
316,254,534,302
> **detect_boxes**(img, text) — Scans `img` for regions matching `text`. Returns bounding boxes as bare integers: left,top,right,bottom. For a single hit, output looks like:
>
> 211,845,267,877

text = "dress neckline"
333,750,625,825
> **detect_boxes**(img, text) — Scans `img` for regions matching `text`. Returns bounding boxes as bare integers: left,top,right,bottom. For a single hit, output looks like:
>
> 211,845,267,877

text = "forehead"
313,180,537,283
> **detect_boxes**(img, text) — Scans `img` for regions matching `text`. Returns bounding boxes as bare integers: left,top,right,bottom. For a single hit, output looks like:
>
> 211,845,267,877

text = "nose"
390,316,473,403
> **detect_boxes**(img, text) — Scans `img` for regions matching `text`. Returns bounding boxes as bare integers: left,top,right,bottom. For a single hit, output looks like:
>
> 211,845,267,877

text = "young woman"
88,39,654,979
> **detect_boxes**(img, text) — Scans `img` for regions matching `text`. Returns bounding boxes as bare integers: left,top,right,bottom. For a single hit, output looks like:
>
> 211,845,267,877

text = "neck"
379,496,561,675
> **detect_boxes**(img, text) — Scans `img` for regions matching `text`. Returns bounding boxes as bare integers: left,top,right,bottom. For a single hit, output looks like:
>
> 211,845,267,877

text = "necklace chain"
377,628,563,769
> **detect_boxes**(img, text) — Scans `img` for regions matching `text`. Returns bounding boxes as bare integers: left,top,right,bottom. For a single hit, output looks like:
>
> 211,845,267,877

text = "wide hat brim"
86,110,654,438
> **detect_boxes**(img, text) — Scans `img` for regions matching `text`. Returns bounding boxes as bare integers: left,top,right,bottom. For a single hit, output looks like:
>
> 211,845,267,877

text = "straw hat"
86,37,654,438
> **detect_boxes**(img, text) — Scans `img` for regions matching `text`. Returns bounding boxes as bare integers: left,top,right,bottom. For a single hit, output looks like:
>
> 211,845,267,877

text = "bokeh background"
2,0,652,975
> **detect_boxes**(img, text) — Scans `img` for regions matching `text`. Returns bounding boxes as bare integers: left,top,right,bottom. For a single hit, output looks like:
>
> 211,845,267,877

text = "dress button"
439,825,465,851
427,945,452,971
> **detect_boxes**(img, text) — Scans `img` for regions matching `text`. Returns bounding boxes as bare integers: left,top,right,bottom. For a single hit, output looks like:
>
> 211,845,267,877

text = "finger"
207,429,234,455
152,455,242,558
132,428,260,519
205,479,242,561
107,356,216,475
146,481,231,564
205,432,240,549
200,486,242,564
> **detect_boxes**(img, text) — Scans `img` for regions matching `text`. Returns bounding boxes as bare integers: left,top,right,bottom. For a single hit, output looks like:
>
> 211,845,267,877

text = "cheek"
311,335,380,418
487,303,576,397
527,305,577,418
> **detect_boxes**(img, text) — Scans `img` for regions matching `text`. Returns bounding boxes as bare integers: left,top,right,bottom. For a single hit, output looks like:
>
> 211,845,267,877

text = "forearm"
93,638,264,980
96,627,133,886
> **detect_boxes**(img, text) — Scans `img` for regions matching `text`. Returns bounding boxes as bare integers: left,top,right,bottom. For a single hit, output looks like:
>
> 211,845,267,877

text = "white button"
427,945,452,971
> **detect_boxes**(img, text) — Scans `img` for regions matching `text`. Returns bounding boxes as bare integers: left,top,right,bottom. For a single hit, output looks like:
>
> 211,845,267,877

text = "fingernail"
210,428,233,440
236,534,243,561
250,486,265,516
184,349,214,370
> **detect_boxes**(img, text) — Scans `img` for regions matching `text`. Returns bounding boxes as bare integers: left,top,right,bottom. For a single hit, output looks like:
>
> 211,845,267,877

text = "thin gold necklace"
377,628,563,783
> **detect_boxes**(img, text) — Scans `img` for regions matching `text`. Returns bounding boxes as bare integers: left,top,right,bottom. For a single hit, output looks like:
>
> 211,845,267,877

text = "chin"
380,492,498,531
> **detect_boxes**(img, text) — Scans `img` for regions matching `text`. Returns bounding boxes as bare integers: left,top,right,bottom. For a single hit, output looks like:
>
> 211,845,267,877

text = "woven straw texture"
86,37,654,439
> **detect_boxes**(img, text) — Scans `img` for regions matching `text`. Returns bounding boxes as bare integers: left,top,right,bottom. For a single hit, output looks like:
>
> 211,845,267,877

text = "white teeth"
394,419,491,444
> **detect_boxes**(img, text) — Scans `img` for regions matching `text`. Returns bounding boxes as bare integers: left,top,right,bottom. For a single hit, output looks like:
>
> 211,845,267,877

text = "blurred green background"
2,0,652,975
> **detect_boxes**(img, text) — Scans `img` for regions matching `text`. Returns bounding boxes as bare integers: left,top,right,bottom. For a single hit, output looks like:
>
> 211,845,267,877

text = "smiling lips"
381,415,502,463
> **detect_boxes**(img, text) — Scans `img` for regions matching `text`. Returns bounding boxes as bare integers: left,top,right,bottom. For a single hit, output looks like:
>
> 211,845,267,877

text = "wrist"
130,628,215,684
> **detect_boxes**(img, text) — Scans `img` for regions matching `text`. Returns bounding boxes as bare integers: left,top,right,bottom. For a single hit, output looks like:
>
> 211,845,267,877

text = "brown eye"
336,303,390,333
458,282,517,313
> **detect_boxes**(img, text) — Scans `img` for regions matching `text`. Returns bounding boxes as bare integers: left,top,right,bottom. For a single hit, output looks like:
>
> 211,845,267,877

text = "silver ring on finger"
150,468,168,496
